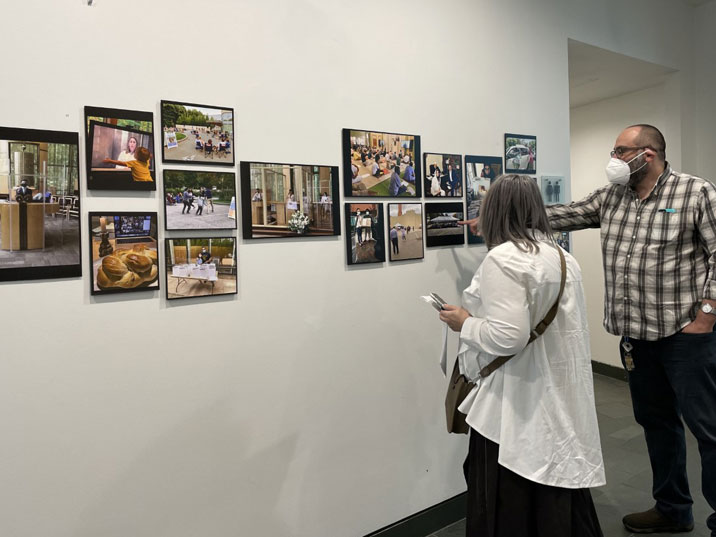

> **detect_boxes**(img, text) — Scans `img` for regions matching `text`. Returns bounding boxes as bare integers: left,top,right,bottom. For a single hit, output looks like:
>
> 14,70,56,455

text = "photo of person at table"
165,237,237,300
88,121,155,190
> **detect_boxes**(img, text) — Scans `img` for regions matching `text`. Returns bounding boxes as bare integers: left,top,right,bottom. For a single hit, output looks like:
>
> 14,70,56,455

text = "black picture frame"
342,128,421,198
465,155,502,245
504,133,537,174
163,169,237,231
165,236,237,300
423,153,463,198
387,203,424,262
0,126,82,282
553,231,571,253
88,211,159,296
240,161,340,239
84,105,156,191
424,201,465,248
160,99,235,167
345,203,385,265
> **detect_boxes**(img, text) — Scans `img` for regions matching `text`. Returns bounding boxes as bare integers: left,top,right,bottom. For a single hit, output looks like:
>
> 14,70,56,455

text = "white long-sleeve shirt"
457,240,605,489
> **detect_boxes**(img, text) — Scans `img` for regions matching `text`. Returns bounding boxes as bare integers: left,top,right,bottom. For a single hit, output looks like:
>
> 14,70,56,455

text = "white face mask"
605,151,648,185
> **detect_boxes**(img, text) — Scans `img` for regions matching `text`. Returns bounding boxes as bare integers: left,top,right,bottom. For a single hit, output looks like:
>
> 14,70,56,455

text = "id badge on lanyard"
621,337,635,371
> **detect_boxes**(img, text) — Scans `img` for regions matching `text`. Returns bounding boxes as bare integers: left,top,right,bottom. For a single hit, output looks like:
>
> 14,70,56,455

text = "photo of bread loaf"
89,213,160,295
96,246,159,290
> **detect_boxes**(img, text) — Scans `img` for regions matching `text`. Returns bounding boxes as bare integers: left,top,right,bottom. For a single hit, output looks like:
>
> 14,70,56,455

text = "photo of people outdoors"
465,155,502,244
345,203,385,265
240,162,339,239
88,212,159,295
163,170,237,231
161,100,234,166
541,175,565,204
84,105,155,190
165,237,237,300
505,133,537,174
387,203,423,262
0,127,81,282
425,202,465,247
423,153,463,198
342,129,421,198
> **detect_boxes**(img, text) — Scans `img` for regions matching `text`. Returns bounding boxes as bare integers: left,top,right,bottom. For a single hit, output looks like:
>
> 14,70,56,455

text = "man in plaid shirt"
547,125,716,535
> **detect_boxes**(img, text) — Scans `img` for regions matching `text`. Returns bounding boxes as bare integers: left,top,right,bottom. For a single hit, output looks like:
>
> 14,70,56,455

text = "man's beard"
628,155,649,188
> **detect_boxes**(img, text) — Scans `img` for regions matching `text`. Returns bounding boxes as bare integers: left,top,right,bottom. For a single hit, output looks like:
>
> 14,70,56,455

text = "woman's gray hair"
480,174,553,252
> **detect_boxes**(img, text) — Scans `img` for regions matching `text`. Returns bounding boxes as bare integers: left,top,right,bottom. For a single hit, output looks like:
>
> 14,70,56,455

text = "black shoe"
623,508,694,533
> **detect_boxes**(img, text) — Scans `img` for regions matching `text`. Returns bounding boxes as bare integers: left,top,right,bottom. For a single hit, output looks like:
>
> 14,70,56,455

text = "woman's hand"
439,304,471,332
458,217,480,235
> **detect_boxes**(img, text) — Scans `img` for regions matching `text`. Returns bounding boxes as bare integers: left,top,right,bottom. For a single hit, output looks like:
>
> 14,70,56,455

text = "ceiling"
568,40,677,108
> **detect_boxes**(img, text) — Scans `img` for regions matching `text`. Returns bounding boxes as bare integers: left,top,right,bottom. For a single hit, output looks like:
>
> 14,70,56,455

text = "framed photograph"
423,153,462,198
88,212,159,295
465,155,502,244
345,203,385,265
165,237,237,300
342,128,421,198
553,231,571,253
0,126,81,282
425,202,465,248
541,175,565,204
163,170,237,231
160,100,234,166
240,161,340,239
504,133,536,174
387,203,423,262
84,106,156,191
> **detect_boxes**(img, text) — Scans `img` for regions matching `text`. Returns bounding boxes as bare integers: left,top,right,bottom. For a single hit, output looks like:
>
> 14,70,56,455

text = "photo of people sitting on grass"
161,100,234,165
343,129,421,198
165,237,237,300
163,170,237,231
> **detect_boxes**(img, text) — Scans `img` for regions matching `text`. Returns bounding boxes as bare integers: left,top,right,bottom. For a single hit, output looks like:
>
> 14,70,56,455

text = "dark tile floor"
430,374,712,537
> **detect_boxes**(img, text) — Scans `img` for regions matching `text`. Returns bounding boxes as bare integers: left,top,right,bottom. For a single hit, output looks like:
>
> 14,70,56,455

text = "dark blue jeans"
620,331,716,535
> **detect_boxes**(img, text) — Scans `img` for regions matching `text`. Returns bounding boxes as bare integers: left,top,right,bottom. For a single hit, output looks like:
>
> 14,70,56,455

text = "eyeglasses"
610,146,644,158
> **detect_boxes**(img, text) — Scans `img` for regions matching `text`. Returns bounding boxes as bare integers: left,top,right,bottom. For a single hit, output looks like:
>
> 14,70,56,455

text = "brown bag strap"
478,246,567,379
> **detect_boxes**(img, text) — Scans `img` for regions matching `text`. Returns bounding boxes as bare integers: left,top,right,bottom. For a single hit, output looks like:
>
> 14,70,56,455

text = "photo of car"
504,133,537,174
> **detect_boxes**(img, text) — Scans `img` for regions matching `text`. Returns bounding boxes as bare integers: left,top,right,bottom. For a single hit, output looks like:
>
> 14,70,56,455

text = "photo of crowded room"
342,129,421,198
84,106,155,190
0,127,81,282
88,212,159,295
387,203,423,262
465,155,502,244
345,203,385,265
161,100,234,166
240,162,339,239
163,170,237,231
505,133,537,174
165,237,237,300
423,153,463,198
425,202,465,247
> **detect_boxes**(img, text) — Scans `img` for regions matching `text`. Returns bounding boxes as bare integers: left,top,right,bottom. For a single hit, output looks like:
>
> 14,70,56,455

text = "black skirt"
464,428,603,537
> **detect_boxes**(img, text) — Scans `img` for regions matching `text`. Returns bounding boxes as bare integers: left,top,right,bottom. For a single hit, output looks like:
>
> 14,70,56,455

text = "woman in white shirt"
115,136,137,169
440,174,605,536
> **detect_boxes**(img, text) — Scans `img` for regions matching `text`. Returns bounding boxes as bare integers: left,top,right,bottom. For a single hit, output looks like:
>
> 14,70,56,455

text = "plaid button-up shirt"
546,165,716,341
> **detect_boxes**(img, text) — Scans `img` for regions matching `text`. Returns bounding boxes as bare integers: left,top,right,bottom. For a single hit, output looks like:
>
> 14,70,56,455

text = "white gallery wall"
0,1,712,537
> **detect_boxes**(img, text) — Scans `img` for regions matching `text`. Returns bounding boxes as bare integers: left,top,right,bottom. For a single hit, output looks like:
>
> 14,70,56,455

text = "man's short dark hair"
629,124,666,161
